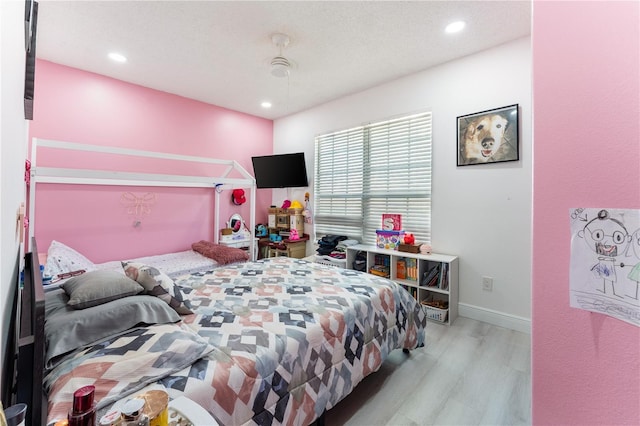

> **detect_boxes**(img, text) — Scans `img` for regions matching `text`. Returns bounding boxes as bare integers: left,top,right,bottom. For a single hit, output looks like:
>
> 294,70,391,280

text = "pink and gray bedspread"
46,257,426,425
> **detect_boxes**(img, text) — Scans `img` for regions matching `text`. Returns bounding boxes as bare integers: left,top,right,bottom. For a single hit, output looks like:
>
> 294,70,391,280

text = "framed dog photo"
457,104,519,166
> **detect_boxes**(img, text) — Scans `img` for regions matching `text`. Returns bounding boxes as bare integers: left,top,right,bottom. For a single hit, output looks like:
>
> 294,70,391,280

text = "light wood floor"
324,317,531,426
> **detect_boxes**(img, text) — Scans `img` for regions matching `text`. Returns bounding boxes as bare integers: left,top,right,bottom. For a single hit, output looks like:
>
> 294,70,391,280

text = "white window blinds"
314,112,432,245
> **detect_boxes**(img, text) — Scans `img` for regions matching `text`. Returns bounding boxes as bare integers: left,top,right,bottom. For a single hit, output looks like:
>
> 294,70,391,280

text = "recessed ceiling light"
108,52,127,63
261,101,272,108
445,21,466,34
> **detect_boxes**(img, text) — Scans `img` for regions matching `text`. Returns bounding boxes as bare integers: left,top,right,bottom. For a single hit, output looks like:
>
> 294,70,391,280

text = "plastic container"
375,230,405,250
5,403,27,426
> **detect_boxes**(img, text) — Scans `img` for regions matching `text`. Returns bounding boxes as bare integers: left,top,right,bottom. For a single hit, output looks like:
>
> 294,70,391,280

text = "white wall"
274,37,532,331
0,0,30,392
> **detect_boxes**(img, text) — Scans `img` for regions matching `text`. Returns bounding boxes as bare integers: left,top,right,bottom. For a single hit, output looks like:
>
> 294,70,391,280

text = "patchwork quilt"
46,257,426,425
45,323,214,421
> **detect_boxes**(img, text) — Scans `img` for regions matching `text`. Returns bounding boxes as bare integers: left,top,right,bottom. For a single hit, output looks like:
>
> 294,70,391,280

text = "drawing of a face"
581,210,629,257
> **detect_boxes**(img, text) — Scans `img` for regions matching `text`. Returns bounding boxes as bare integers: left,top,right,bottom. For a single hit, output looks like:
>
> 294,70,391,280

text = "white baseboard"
458,303,531,334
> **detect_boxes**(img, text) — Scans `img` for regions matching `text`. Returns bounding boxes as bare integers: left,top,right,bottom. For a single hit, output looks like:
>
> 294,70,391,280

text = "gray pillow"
45,289,181,368
61,270,143,309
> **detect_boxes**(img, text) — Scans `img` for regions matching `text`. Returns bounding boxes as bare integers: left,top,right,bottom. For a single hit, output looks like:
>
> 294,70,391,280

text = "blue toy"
255,224,267,237
269,233,282,243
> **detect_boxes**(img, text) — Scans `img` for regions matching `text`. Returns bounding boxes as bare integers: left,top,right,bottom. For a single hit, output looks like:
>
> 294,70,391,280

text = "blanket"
46,258,426,425
45,323,214,422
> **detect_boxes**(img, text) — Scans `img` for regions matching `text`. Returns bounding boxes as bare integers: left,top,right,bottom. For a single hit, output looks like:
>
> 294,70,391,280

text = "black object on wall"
24,0,38,120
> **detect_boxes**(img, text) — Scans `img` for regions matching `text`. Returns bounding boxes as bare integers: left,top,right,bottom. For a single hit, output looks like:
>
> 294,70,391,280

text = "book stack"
369,265,390,278
397,259,407,279
420,262,450,290
370,254,391,278
397,258,418,281
406,258,418,281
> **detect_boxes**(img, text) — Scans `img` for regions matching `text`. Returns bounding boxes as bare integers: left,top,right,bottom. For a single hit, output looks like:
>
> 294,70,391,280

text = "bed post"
214,190,220,244
249,184,256,260
28,138,38,244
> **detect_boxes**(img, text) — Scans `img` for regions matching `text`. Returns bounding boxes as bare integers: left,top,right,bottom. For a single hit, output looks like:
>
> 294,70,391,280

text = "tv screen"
252,153,309,189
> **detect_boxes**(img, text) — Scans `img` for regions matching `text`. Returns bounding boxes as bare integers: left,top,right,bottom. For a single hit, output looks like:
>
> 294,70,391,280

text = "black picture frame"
457,104,519,166
24,0,38,121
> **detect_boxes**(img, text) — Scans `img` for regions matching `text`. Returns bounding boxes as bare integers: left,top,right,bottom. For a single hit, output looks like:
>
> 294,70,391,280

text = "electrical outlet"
482,276,493,291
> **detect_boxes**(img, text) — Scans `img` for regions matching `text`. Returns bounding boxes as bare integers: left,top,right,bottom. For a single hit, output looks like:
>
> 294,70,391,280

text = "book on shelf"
406,258,418,281
397,259,407,279
401,285,417,299
374,254,390,267
441,263,450,290
421,264,441,287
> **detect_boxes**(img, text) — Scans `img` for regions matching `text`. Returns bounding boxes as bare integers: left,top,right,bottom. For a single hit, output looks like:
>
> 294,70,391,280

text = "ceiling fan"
270,33,292,78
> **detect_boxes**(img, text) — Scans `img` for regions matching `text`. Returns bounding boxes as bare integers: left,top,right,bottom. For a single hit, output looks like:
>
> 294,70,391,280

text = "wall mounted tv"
251,153,309,189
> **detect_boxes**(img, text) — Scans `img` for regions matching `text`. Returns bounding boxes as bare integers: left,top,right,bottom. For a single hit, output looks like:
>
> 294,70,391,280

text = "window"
314,112,432,244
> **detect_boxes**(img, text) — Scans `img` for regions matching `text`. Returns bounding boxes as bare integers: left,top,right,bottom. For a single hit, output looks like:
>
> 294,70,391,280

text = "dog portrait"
457,104,519,166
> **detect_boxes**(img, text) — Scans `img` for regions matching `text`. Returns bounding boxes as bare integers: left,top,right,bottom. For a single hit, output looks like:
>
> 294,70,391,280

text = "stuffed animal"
420,244,432,255
403,233,415,245
255,224,267,237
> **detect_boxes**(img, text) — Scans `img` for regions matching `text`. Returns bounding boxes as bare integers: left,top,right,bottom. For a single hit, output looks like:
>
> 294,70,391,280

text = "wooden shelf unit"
345,244,459,325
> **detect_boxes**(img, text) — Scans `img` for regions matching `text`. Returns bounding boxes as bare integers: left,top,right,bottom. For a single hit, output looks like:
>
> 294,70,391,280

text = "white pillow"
43,240,95,277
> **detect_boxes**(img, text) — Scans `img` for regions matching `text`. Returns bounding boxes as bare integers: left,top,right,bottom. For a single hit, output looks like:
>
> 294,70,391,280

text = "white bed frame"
28,138,257,259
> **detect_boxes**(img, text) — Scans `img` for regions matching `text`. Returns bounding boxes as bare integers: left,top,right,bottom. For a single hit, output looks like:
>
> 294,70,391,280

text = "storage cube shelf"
346,244,459,325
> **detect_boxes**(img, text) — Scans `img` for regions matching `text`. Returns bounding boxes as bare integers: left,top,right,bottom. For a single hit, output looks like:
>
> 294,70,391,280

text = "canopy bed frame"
28,138,257,258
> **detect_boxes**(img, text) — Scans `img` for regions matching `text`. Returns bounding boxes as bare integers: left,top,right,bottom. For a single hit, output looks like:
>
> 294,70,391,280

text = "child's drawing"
570,208,640,327
627,229,640,300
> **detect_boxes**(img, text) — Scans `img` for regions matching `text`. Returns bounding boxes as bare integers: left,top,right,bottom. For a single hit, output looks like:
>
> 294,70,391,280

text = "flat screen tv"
252,153,309,189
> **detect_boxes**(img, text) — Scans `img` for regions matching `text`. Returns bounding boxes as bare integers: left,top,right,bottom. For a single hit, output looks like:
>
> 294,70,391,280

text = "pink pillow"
192,240,249,265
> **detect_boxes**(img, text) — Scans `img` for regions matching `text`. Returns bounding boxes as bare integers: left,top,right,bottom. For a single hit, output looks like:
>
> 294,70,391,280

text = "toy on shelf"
420,244,432,255
255,224,267,237
269,233,282,243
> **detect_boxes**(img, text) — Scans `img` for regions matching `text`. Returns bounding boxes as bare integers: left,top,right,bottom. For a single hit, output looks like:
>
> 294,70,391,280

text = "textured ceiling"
36,1,531,120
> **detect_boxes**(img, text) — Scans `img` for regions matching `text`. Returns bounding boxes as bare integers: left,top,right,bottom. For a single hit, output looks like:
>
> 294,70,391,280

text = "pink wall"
532,1,639,424
30,60,273,262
